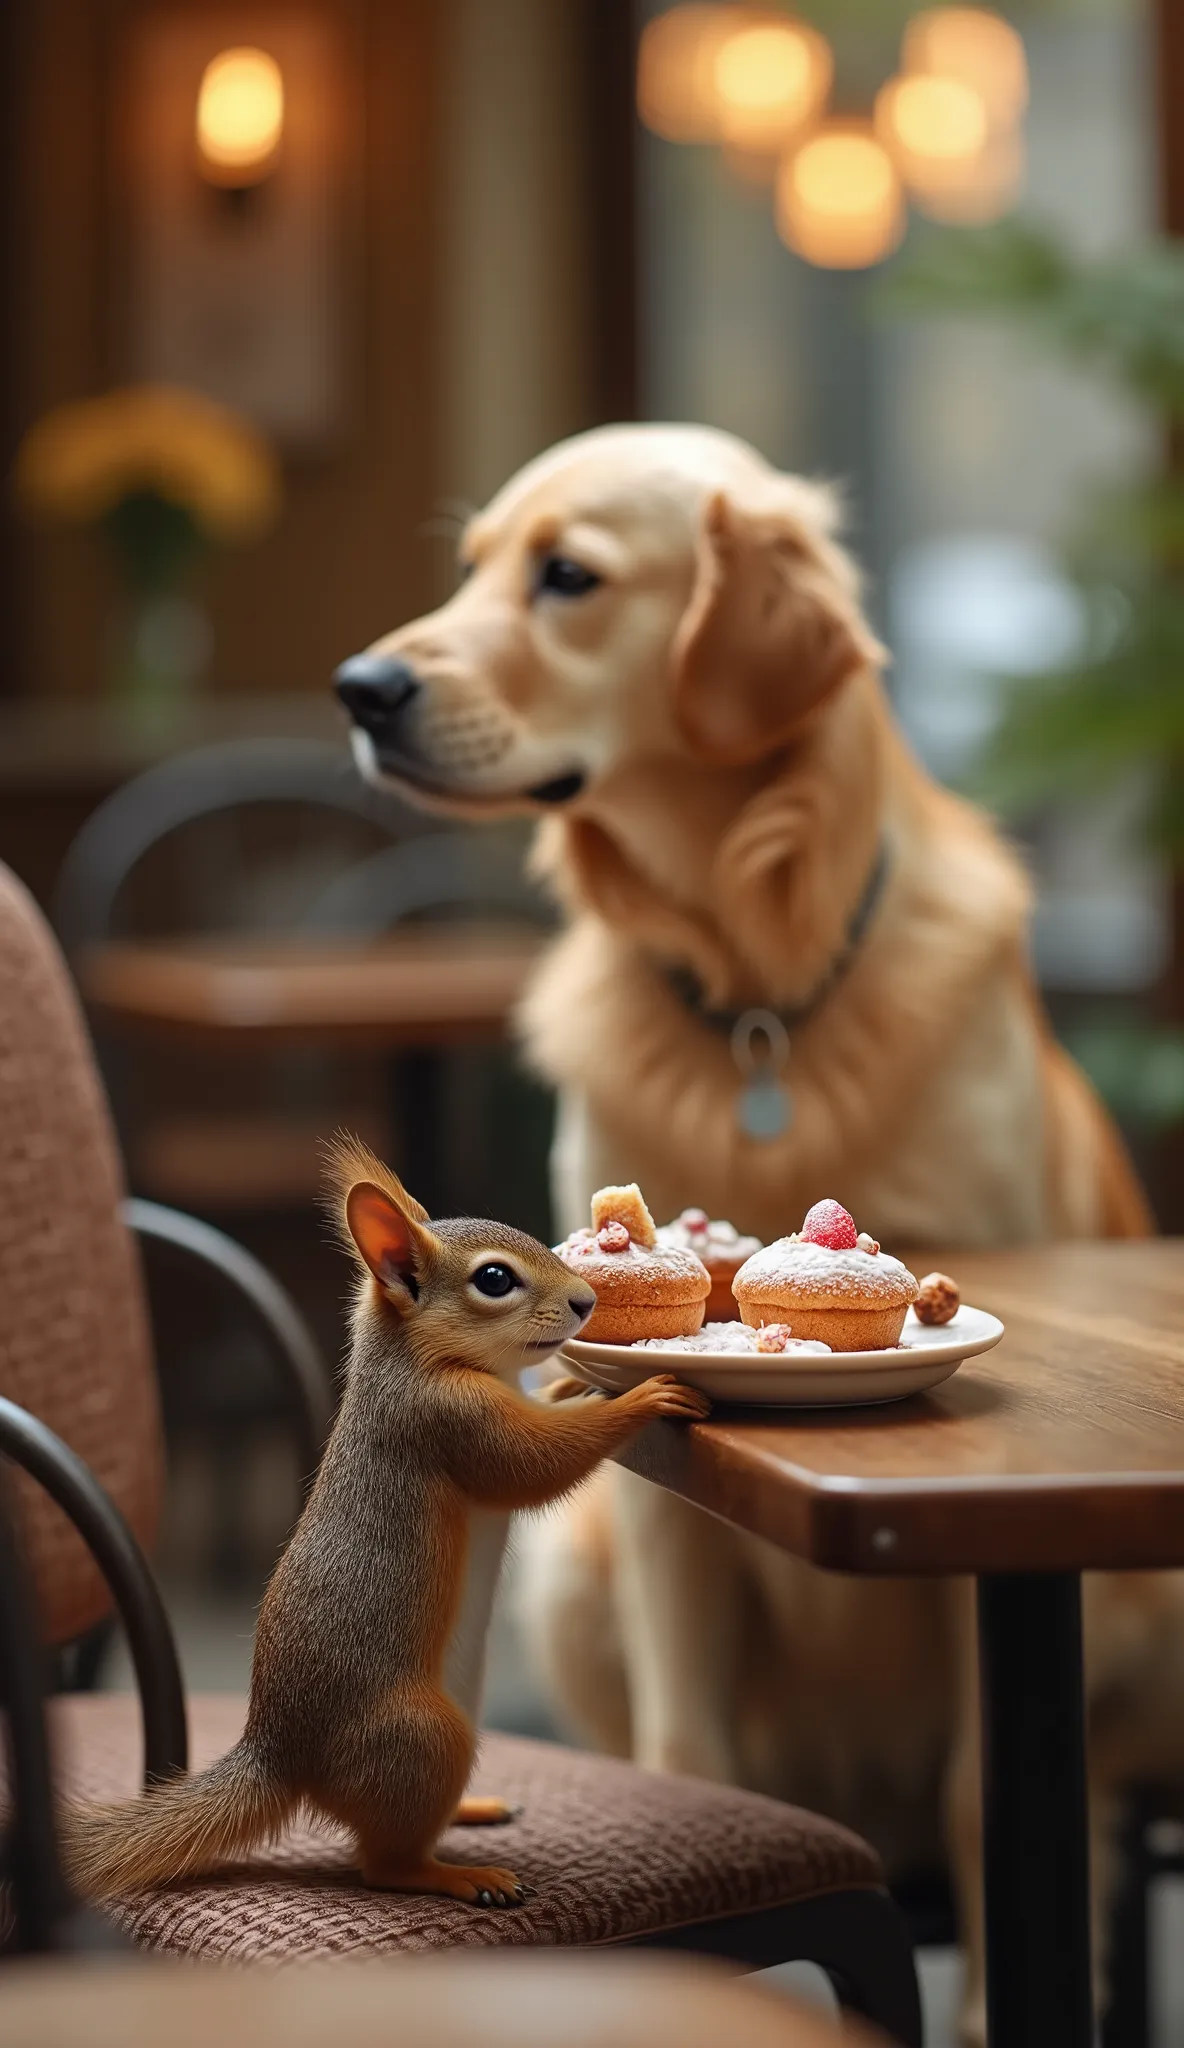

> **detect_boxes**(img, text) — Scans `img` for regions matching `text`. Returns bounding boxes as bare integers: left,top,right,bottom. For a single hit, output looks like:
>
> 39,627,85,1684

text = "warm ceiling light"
636,6,735,143
196,47,285,186
877,74,988,163
713,19,832,155
902,7,1028,126
777,124,905,269
909,124,1024,221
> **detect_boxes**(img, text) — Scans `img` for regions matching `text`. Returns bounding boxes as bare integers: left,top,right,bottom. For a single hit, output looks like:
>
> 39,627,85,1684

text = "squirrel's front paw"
535,1374,592,1405
632,1373,711,1420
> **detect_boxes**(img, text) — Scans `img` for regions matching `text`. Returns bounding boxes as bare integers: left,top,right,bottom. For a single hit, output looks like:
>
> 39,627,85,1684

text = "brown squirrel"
60,1137,710,1908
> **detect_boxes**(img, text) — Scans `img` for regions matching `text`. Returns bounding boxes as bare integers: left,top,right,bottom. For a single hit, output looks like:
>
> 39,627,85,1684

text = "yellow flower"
13,384,281,542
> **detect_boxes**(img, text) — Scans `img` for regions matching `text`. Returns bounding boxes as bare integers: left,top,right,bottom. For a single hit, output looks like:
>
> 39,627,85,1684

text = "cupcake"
732,1199,918,1353
555,1184,711,1345
657,1209,763,1322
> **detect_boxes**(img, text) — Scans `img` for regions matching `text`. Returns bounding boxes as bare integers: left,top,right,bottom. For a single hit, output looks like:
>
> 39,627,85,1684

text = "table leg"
977,1572,1093,2048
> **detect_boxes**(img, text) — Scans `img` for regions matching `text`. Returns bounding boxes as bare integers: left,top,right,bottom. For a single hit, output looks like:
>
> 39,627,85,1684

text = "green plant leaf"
883,220,1184,418
1064,1020,1184,1131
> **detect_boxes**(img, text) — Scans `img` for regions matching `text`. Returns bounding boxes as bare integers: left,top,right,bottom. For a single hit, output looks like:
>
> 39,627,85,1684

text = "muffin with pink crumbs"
732,1199,919,1352
555,1184,711,1345
657,1208,762,1323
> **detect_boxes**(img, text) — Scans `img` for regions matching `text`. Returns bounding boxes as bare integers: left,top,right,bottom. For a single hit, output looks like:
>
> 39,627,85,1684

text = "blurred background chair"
53,735,554,1226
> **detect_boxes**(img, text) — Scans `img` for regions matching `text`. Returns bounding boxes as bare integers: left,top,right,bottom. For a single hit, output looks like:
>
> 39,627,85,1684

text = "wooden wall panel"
8,0,447,702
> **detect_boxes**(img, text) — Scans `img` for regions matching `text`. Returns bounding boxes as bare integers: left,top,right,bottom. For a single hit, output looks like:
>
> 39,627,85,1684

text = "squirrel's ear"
344,1181,432,1301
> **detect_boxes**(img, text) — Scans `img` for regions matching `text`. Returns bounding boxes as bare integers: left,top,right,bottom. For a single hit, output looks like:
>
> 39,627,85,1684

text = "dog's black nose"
333,652,420,730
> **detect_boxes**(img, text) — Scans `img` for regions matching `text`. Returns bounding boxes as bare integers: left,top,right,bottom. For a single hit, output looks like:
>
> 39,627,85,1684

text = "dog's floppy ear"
671,487,884,765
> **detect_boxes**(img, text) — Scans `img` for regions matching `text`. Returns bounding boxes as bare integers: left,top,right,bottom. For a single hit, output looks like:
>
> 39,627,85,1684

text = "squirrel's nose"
569,1293,596,1323
334,652,421,733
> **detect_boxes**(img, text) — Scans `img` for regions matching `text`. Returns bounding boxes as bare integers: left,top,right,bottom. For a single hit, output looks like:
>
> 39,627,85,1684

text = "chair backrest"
0,864,162,1645
51,738,426,956
300,828,553,935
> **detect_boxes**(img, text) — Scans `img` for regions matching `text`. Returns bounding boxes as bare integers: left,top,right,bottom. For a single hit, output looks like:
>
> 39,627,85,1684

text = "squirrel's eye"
471,1262,520,1299
535,555,601,600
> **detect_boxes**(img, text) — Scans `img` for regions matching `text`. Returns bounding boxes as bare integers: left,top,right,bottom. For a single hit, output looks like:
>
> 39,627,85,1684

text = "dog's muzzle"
333,652,421,743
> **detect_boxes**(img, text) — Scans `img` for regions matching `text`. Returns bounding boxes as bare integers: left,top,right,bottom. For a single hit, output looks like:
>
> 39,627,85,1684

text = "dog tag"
730,1009,792,1144
738,1075,792,1140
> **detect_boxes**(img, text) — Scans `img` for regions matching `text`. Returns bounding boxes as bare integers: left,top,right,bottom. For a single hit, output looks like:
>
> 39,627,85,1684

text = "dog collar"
663,841,890,1142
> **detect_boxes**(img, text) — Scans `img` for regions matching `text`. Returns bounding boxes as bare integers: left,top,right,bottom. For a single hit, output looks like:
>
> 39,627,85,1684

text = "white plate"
559,1304,1004,1408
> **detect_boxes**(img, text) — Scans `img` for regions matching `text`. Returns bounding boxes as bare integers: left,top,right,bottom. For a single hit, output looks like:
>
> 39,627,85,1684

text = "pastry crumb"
591,1183,657,1249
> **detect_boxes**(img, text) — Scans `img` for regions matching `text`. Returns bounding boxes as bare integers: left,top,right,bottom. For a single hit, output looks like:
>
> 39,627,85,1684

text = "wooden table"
620,1241,1184,2048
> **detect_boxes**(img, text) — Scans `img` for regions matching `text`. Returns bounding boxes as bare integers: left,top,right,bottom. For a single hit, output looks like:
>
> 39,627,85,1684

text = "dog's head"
334,424,883,817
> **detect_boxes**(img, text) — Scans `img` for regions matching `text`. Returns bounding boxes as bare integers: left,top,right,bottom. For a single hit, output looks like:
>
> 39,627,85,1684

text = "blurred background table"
621,1241,1184,2048
78,922,547,1223
79,924,546,1049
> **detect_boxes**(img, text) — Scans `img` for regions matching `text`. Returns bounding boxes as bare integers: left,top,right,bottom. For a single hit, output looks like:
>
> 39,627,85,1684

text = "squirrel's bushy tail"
59,1740,291,1899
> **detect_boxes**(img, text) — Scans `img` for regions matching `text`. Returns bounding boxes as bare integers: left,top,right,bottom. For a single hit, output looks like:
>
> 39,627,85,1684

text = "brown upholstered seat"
0,866,161,1645
0,1951,882,2048
45,1695,880,1958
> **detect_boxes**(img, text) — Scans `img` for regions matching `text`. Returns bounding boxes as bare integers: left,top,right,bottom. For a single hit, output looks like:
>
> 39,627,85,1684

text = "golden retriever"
335,422,1162,2038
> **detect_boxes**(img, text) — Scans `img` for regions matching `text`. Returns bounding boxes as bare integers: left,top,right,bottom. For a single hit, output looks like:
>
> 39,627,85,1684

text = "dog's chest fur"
844,969,1048,1245
551,966,1050,1250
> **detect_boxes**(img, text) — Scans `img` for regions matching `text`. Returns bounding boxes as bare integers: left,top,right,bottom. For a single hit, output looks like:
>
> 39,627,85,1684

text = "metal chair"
52,738,424,955
0,1462,127,1957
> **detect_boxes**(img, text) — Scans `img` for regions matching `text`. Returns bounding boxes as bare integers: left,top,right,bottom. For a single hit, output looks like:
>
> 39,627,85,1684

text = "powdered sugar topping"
554,1227,709,1284
630,1321,832,1356
734,1237,918,1304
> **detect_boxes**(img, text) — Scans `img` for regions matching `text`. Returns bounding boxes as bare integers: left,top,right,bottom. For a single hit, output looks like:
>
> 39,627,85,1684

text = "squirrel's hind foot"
361,1853,527,1907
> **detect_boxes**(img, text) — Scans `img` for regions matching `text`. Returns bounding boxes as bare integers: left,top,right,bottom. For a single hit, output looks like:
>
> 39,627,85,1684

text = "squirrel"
59,1136,710,1909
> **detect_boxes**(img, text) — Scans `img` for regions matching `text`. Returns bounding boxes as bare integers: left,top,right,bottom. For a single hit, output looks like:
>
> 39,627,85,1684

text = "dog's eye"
458,560,475,583
471,1262,521,1299
536,555,601,600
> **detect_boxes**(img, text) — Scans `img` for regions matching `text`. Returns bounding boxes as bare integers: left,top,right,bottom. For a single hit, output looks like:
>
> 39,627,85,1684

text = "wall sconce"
195,46,285,191
121,11,352,447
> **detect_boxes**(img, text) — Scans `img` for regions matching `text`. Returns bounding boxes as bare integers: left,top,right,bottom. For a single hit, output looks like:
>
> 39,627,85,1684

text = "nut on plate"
914,1272,959,1326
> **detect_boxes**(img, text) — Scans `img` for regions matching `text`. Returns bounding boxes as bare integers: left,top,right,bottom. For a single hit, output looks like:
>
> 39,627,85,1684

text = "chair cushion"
0,865,161,1644
48,1694,882,1960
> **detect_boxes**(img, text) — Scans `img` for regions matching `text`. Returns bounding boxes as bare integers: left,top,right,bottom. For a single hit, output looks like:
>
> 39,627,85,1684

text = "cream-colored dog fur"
342,422,1168,2041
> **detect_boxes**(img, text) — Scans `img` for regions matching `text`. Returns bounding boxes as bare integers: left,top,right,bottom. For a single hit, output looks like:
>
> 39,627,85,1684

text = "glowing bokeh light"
636,6,736,142
908,123,1024,221
877,74,988,162
902,7,1028,125
196,47,284,183
713,20,832,154
777,125,905,269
